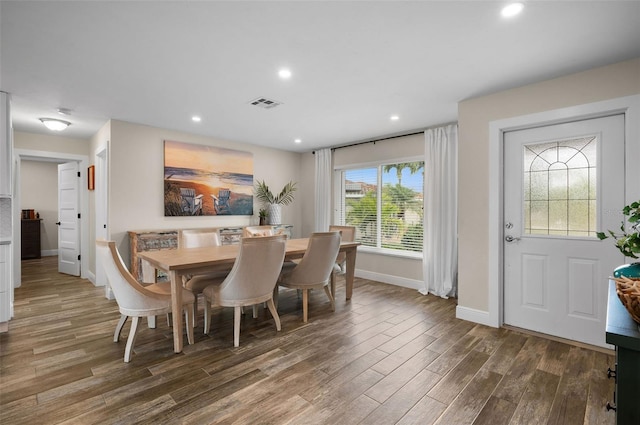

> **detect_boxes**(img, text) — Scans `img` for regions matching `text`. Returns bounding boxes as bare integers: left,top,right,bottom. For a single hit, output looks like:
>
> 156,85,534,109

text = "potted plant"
597,200,640,277
254,180,297,225
258,208,269,225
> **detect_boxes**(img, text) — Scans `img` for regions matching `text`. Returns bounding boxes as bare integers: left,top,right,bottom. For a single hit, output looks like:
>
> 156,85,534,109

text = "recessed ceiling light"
294,139,302,144
278,68,292,79
39,118,71,131
501,2,524,18
192,116,201,122
390,115,400,121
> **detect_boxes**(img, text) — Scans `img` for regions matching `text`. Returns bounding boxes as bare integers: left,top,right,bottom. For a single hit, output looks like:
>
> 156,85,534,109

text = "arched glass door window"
523,136,597,237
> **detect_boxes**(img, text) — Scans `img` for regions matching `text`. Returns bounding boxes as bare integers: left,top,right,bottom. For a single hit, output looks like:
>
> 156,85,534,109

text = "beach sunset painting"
164,140,254,216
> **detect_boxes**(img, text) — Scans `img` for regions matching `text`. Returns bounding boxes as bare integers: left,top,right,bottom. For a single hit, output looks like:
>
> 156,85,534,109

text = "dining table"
138,237,359,353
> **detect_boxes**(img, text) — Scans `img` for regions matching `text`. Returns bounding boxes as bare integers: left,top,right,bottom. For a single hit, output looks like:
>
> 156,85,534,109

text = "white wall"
457,57,640,314
19,160,57,253
107,120,303,268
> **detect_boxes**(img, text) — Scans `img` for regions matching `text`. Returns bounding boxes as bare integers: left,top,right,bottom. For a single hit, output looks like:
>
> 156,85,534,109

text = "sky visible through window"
349,167,424,187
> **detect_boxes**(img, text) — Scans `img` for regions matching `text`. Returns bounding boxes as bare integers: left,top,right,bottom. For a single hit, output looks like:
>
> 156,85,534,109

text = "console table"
605,280,640,423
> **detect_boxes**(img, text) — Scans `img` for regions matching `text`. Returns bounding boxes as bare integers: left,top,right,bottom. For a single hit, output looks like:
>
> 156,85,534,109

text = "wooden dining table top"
138,237,360,273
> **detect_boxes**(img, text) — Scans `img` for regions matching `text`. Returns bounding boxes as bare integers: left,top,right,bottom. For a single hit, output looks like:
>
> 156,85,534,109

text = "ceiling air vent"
249,97,282,109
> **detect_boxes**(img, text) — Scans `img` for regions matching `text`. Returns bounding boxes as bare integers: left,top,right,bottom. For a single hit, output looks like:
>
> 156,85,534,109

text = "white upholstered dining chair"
202,235,286,347
178,228,228,326
275,232,341,323
242,225,274,237
96,239,195,362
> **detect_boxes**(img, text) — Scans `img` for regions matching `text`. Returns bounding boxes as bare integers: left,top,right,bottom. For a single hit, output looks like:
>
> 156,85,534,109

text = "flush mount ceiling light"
192,116,201,122
39,118,71,131
501,2,524,18
278,68,292,79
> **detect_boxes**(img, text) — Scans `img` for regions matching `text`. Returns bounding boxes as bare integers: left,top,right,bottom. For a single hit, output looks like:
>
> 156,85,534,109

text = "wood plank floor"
0,256,616,424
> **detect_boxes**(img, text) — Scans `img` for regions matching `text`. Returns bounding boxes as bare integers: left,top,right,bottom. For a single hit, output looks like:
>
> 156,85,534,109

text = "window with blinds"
337,161,424,253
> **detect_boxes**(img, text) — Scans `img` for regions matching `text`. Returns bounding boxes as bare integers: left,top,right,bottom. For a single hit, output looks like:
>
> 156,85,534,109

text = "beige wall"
107,120,303,268
14,131,90,156
19,160,58,253
457,58,640,313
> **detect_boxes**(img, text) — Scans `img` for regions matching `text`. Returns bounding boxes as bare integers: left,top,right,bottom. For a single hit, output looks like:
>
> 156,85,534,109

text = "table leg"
141,259,157,283
169,270,183,353
345,247,356,300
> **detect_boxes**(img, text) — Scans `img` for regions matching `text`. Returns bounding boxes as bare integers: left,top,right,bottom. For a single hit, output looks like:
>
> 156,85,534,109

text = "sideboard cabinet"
605,280,640,424
21,219,42,260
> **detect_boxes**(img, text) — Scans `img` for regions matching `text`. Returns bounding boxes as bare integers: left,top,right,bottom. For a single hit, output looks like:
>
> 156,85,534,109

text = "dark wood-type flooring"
0,256,616,424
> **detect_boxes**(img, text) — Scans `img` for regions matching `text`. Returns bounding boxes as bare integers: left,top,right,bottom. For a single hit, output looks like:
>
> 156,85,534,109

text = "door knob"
55,222,61,226
505,235,520,243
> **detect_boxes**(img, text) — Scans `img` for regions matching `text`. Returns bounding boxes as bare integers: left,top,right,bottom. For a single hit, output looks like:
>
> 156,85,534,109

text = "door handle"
505,235,520,243
55,222,61,226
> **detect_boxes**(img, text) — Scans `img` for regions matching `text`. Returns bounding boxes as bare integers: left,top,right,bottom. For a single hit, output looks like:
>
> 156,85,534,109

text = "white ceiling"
1,1,639,152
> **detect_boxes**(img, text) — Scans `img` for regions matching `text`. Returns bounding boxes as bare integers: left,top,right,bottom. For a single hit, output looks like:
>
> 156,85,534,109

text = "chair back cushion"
178,229,221,248
219,235,286,303
243,226,275,238
287,232,341,286
329,225,356,264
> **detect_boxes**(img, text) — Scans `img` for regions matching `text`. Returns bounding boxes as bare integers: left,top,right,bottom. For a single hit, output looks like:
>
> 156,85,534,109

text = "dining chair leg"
185,305,194,345
124,316,141,363
252,305,258,318
324,285,335,312
147,315,157,329
203,299,212,334
192,299,198,328
233,306,242,347
302,289,309,323
330,272,336,298
273,286,279,309
114,314,128,342
266,298,281,331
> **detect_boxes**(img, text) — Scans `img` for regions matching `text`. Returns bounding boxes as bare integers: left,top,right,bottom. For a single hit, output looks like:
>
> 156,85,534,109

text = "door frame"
95,143,109,290
485,94,640,328
12,149,89,287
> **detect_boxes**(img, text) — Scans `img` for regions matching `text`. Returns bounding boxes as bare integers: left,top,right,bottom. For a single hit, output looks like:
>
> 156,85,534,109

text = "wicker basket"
613,276,640,324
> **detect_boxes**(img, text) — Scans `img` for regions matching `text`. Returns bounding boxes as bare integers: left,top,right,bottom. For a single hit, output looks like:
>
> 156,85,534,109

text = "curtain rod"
312,121,457,154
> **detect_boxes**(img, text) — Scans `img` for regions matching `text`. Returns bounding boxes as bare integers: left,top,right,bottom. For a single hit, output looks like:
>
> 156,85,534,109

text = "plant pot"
259,217,267,225
613,262,640,279
267,204,281,225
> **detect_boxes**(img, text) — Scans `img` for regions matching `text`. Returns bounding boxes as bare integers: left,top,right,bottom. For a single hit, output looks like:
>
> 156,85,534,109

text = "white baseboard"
456,305,497,328
355,269,422,290
87,271,96,285
41,249,58,257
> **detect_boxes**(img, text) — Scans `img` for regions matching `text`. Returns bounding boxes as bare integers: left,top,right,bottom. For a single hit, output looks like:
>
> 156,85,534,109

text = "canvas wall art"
164,140,254,216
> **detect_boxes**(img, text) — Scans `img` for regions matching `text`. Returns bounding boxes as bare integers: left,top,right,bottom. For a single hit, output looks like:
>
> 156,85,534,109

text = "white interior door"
503,114,625,347
58,161,80,276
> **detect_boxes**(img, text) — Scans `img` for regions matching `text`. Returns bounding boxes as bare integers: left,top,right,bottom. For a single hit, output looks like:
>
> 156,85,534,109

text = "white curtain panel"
314,148,332,232
421,124,458,298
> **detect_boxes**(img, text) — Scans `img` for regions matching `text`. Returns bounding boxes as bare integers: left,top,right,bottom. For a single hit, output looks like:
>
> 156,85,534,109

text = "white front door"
58,162,80,276
503,114,625,347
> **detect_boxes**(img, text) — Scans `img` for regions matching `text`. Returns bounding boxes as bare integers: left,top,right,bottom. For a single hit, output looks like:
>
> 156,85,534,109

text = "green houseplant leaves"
596,200,640,259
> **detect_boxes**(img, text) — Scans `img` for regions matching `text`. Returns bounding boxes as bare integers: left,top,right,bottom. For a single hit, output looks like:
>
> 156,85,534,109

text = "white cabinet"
0,92,12,196
0,93,11,196
0,244,11,322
